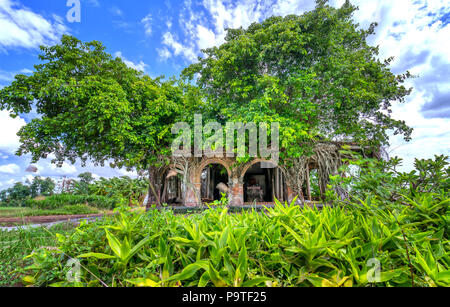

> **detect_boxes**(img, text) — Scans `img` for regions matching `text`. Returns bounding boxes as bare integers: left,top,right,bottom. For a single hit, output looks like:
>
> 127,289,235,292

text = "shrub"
19,155,450,287
22,197,449,287
25,194,120,210
23,204,99,216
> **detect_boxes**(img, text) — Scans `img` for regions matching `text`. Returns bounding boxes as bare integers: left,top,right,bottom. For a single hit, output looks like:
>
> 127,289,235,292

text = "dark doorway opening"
161,172,183,205
201,164,229,202
243,162,287,203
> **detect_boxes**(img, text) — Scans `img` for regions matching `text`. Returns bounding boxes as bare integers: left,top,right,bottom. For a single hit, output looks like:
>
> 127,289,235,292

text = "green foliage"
208,193,229,207
25,194,119,210
308,169,321,200
30,177,56,198
72,172,95,195
0,224,75,287
0,205,98,218
23,205,99,217
88,176,148,206
327,153,449,206
0,35,187,174
183,1,412,158
2,182,31,206
0,177,56,207
19,154,449,287
22,195,449,287
1,175,146,209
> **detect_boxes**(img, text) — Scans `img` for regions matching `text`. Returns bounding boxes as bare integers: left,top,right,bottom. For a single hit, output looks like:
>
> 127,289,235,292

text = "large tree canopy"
183,0,413,159
0,35,184,171
0,36,191,206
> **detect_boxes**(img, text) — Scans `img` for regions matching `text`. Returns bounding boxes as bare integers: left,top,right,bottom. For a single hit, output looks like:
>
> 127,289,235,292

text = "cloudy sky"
0,0,449,189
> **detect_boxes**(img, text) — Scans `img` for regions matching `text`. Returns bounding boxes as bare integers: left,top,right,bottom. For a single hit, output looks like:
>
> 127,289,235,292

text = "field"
0,207,33,218
0,205,101,218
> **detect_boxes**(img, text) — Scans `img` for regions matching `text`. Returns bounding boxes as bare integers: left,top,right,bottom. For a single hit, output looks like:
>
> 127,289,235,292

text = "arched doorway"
200,164,229,203
242,161,287,203
160,169,183,205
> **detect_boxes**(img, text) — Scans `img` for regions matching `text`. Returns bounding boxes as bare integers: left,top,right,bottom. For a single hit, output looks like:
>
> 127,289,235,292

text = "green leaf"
166,260,208,282
126,278,160,287
208,261,227,287
78,252,115,259
105,230,123,259
242,277,271,287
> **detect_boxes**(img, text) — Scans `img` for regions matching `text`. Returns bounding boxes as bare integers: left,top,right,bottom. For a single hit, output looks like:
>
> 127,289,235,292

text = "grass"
0,207,34,218
0,205,101,219
0,224,75,287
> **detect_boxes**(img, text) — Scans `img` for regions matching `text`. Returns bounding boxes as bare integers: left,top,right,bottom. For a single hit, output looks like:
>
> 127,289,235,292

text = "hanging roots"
281,143,343,201
314,143,342,196
281,156,309,201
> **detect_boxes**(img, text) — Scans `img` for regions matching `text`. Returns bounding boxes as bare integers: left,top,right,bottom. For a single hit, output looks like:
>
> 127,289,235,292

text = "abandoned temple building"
155,142,380,207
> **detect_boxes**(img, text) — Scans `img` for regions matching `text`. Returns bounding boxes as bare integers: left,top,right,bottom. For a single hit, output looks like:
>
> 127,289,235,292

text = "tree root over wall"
282,143,343,203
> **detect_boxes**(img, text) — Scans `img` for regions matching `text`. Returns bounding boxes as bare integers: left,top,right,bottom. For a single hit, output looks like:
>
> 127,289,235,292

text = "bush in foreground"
21,197,449,287
18,155,450,287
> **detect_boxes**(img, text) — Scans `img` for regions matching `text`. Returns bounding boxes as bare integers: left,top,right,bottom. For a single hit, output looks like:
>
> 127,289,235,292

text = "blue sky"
0,0,449,189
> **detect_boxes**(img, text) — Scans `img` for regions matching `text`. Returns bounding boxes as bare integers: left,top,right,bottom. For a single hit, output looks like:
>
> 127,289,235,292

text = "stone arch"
239,159,279,182
160,165,183,205
195,158,232,203
194,158,232,185
240,159,288,203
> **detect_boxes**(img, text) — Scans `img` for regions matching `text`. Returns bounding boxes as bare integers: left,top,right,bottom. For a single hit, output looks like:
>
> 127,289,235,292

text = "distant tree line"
0,176,56,206
0,172,148,207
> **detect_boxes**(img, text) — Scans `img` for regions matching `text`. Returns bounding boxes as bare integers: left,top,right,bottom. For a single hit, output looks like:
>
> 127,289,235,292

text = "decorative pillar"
230,178,244,206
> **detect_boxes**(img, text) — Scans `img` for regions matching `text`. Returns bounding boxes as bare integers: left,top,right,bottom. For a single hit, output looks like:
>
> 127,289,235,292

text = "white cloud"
21,174,34,183
157,47,172,61
1,178,15,187
117,168,138,177
109,6,123,17
196,25,216,50
0,110,26,155
0,68,33,85
141,13,152,36
162,32,197,62
114,51,148,72
0,0,68,51
56,163,78,175
166,19,172,29
0,70,15,84
327,0,450,170
0,163,20,174
160,0,316,61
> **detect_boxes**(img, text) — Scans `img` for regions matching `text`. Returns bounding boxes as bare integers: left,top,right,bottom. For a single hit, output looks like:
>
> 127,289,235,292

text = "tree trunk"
147,166,161,210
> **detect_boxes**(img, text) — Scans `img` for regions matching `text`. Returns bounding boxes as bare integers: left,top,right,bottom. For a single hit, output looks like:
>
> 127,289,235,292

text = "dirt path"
0,213,114,227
